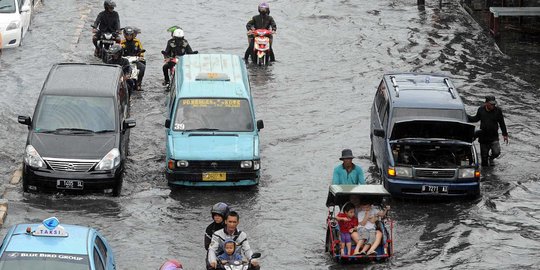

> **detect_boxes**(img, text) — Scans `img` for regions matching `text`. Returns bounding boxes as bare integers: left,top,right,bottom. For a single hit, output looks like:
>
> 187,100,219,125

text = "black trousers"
162,61,175,82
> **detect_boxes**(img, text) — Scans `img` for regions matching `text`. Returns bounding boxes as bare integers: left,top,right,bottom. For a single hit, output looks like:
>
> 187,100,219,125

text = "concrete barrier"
10,168,22,185
0,199,8,226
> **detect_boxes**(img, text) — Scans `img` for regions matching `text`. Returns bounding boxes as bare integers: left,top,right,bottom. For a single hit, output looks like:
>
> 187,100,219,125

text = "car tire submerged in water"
112,179,122,197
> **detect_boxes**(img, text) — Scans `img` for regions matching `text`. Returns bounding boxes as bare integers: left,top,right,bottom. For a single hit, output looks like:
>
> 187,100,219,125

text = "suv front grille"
415,169,456,179
44,158,99,172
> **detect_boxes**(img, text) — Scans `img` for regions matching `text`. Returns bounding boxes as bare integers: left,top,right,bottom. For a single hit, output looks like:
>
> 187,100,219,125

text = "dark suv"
18,63,136,196
370,73,480,198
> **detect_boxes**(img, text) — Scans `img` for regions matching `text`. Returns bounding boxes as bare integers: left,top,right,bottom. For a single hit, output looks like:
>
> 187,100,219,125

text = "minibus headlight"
240,161,253,168
176,160,189,167
458,168,475,178
395,166,412,178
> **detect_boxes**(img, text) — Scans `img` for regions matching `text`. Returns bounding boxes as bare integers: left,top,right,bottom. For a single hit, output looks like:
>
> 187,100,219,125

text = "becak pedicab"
325,184,394,263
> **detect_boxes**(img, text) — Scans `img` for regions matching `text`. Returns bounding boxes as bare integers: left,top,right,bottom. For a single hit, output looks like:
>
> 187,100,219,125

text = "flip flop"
367,250,377,256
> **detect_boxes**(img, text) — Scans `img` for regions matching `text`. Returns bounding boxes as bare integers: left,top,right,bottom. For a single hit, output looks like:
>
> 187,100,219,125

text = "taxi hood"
169,133,256,160
390,120,475,142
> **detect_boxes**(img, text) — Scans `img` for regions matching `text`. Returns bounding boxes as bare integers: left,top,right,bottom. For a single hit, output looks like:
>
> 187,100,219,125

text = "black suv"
370,73,480,198
18,63,136,196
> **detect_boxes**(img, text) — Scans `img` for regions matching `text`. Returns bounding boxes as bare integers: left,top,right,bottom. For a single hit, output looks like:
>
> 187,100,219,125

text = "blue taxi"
164,54,264,187
0,217,116,270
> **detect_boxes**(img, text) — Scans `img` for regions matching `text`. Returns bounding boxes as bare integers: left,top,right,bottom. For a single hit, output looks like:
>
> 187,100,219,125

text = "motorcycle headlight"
24,145,46,168
240,161,253,169
104,33,113,39
6,21,20,31
458,168,475,178
253,160,260,170
95,148,121,171
395,166,412,178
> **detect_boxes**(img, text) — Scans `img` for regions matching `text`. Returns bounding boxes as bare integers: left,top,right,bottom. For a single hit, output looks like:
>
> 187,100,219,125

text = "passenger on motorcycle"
205,202,231,250
207,211,259,270
121,26,145,90
92,0,121,56
244,2,277,63
106,44,135,91
218,239,243,264
161,29,197,86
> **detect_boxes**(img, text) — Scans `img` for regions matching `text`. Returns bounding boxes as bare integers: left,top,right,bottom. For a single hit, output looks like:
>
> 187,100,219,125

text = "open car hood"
390,120,475,143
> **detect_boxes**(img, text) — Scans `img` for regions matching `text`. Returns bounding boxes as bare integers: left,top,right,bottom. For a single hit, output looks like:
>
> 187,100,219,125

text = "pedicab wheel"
112,179,123,197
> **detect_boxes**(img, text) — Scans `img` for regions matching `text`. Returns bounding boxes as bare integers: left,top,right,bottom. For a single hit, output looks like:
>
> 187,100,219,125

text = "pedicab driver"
332,149,366,185
208,211,259,269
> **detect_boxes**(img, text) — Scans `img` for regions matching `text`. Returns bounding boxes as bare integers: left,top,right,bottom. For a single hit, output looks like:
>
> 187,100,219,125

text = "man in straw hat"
332,149,366,185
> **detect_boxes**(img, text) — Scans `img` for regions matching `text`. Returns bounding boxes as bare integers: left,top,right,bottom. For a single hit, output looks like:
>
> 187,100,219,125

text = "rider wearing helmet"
245,2,277,63
121,26,145,90
106,44,134,90
161,28,197,86
205,202,230,250
92,1,121,56
159,259,184,270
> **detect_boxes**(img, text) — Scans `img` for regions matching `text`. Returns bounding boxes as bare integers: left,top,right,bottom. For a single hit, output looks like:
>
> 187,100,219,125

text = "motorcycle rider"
106,44,135,91
92,0,121,57
244,2,277,63
121,26,145,90
205,202,230,250
161,28,197,86
207,211,259,270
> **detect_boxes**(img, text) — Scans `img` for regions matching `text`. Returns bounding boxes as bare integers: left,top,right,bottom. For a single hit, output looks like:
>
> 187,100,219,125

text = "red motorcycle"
250,29,273,66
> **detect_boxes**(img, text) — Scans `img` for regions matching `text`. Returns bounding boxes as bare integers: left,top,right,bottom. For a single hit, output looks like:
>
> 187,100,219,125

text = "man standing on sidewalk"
468,96,508,166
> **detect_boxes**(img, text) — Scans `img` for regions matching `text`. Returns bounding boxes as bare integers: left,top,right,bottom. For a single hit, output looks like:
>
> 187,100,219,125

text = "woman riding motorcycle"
205,202,231,250
244,2,277,63
161,29,197,86
121,26,145,90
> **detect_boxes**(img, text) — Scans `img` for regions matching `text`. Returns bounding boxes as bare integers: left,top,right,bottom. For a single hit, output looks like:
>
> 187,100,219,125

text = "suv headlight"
240,160,253,169
95,148,121,171
6,21,20,31
458,168,475,178
389,166,412,178
24,145,46,168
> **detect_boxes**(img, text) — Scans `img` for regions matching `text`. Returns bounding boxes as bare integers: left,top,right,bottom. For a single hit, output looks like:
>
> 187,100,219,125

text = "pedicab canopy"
326,185,391,207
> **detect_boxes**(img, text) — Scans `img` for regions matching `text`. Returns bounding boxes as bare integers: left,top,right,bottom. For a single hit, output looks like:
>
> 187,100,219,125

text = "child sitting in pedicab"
217,239,244,265
336,202,358,256
352,202,390,256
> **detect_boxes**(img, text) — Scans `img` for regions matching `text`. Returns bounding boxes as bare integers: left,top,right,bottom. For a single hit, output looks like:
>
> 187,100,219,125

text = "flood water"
1,0,539,269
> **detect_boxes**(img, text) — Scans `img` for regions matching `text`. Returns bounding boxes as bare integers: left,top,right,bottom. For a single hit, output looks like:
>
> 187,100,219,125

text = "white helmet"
172,29,184,38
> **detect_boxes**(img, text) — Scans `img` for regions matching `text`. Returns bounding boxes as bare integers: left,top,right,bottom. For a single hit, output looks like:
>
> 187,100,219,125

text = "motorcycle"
123,55,144,91
250,29,273,66
217,253,261,270
92,26,120,62
161,50,198,91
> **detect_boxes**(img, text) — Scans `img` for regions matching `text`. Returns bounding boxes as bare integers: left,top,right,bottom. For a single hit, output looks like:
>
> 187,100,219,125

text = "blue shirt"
218,252,243,261
332,164,365,185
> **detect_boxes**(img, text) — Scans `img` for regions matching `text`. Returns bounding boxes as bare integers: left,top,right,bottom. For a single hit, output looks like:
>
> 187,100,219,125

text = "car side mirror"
256,120,264,130
373,128,385,137
18,116,31,126
251,253,261,259
165,119,171,129
123,119,136,129
20,5,30,12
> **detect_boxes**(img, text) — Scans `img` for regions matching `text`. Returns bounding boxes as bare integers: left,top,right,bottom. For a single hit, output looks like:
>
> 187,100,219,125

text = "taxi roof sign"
195,72,230,81
32,217,69,237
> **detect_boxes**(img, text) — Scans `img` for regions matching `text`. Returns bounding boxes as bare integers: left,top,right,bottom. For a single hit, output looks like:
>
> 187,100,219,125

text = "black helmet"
108,44,123,57
104,0,116,9
211,202,230,219
123,26,135,36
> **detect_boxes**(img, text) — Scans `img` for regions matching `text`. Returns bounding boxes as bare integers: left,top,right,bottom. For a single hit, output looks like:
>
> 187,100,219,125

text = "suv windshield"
0,0,16,13
0,252,90,270
33,95,116,133
173,98,253,132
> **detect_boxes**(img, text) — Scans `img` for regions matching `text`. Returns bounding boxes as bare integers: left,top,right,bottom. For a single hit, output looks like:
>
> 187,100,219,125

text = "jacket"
163,38,194,58
246,14,277,31
205,222,224,250
121,38,144,57
468,106,508,143
208,228,253,264
93,10,120,33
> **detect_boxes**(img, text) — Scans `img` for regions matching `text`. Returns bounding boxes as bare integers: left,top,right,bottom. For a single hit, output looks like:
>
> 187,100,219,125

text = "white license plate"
57,180,84,190
422,185,448,193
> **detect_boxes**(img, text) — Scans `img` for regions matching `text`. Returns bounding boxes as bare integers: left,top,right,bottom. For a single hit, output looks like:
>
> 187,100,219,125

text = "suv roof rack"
443,78,456,99
389,76,399,97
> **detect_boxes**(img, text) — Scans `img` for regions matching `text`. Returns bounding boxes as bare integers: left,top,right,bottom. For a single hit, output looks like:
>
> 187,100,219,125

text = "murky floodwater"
1,0,539,269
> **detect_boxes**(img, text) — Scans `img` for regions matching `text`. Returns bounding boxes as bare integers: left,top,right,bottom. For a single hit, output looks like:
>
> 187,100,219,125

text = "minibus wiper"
185,128,220,131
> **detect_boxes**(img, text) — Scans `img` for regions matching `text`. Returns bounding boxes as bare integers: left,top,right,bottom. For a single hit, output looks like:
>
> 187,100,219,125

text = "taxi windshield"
173,98,254,132
33,95,116,133
0,252,90,270
0,0,16,13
